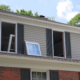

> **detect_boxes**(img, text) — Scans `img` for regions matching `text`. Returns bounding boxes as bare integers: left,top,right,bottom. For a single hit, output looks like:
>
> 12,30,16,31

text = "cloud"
56,0,79,21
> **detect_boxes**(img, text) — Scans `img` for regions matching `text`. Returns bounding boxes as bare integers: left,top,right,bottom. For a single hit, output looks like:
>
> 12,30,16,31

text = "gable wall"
24,24,47,56
70,33,80,60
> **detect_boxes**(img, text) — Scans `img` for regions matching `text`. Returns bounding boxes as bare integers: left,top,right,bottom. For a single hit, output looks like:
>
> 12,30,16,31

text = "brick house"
0,10,80,80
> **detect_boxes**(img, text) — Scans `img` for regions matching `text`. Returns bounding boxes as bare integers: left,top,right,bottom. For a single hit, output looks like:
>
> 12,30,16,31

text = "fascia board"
0,12,80,30
0,54,80,66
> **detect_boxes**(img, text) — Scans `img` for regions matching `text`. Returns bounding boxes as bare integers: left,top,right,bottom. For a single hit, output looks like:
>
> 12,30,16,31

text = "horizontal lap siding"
70,33,80,60
24,25,47,56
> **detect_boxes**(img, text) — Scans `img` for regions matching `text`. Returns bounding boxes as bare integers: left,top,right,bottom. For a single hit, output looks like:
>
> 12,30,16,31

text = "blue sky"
0,0,80,24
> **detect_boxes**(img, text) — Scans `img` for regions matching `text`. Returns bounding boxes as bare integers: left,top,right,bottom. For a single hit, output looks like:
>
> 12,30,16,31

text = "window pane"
35,45,39,50
10,37,15,52
37,72,41,78
32,72,36,78
28,49,33,55
32,79,36,80
26,42,41,56
42,79,46,80
27,43,33,50
37,79,41,80
36,50,40,55
42,73,46,79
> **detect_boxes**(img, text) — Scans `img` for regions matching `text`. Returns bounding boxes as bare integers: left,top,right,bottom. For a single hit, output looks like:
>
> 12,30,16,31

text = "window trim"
8,34,15,52
0,20,1,51
31,71,47,80
52,30,66,58
25,41,41,56
0,20,17,53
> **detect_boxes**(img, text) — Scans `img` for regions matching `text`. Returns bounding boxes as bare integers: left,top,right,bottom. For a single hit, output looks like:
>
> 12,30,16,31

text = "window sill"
53,56,66,59
0,51,17,54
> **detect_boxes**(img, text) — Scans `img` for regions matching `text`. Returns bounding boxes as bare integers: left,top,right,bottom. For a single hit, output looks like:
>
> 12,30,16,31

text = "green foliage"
34,12,40,18
68,14,80,27
0,4,12,12
16,9,40,18
0,4,55,20
47,17,55,21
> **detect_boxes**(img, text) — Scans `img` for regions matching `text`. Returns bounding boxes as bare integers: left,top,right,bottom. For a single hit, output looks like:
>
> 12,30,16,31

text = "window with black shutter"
21,69,30,80
53,31,65,57
0,22,16,53
46,28,71,58
17,23,24,54
50,71,59,80
65,32,71,58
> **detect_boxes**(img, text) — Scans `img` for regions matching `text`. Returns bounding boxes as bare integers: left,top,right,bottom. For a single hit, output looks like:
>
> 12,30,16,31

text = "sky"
0,0,80,24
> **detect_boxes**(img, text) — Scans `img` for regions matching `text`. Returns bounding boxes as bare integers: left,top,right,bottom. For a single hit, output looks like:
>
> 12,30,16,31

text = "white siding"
70,33,80,60
24,24,47,56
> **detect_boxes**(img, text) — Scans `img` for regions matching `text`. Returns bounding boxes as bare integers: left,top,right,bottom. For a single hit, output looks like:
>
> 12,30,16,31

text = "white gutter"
0,54,80,66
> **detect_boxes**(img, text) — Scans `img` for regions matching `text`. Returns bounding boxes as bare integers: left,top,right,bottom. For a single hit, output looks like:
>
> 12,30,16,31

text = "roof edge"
0,10,80,30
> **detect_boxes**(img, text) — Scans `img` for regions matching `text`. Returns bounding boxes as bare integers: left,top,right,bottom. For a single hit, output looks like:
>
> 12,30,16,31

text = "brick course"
0,67,21,80
59,70,79,80
0,67,80,80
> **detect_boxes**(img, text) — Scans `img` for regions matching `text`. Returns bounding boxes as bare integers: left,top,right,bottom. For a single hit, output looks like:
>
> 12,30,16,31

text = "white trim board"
0,18,80,34
0,12,80,30
0,20,1,51
0,55,80,72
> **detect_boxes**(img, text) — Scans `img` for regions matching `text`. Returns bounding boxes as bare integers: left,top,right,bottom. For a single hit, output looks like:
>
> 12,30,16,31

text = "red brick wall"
0,67,79,80
0,67,21,80
59,70,79,80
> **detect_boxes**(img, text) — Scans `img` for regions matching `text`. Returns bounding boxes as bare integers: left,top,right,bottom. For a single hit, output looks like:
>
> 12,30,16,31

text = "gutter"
0,53,80,66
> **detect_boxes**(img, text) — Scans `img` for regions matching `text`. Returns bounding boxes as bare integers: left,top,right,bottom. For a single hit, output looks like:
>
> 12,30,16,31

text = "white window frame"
8,34,15,52
25,41,41,56
0,20,17,53
31,71,47,80
52,30,66,58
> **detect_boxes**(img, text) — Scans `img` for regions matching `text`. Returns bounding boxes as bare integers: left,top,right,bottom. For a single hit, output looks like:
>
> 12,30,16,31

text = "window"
32,72,46,80
25,41,41,56
0,22,16,53
8,34,15,52
53,31,65,57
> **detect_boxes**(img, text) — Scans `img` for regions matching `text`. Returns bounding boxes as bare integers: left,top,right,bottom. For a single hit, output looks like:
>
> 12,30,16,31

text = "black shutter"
79,72,80,80
65,32,71,58
17,23,24,54
46,29,53,57
21,69,30,80
50,71,59,80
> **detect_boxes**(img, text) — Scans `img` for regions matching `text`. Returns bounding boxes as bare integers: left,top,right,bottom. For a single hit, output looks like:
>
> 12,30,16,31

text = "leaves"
0,4,54,20
47,17,55,21
68,14,80,27
0,4,12,12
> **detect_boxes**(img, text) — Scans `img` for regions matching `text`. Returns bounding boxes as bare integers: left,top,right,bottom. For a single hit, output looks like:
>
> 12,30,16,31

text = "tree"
16,9,40,18
34,12,40,18
68,14,80,27
0,4,12,12
0,4,54,20
47,17,55,21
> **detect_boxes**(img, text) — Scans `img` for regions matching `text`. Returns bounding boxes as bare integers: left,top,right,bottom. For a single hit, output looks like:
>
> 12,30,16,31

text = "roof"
0,10,79,29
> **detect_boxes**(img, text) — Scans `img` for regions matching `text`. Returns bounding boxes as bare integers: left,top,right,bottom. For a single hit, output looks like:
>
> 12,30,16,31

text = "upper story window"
25,41,41,56
0,22,16,53
53,31,65,57
32,72,46,80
